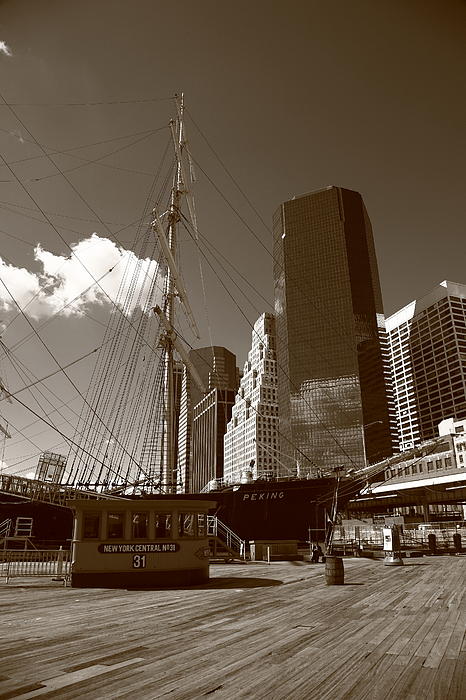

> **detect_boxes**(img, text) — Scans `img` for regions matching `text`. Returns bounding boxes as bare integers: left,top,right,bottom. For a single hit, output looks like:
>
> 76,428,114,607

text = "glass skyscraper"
273,186,396,473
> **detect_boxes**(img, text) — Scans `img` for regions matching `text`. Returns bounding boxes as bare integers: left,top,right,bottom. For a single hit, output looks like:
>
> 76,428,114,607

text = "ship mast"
155,94,204,493
162,95,183,493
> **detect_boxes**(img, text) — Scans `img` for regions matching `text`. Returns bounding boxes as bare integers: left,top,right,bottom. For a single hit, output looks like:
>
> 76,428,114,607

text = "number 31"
132,554,146,569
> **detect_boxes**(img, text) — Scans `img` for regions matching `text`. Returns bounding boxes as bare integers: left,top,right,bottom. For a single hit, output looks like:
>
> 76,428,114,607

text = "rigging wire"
179,215,361,470
1,96,173,107
187,110,390,363
0,95,180,483
3,345,101,400
29,126,167,183
4,125,166,166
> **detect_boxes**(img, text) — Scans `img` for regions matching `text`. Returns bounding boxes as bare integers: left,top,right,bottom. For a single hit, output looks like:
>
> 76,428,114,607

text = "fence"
333,521,465,552
1,548,70,584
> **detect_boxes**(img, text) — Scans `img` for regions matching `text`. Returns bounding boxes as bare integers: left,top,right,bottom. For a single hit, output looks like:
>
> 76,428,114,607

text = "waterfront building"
177,346,239,492
224,313,282,484
273,186,396,474
351,416,466,522
386,281,466,451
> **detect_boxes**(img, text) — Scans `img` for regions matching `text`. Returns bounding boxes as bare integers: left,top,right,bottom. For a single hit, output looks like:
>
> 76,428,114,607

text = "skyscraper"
386,281,466,450
273,186,396,473
177,346,239,492
223,313,281,484
191,387,236,492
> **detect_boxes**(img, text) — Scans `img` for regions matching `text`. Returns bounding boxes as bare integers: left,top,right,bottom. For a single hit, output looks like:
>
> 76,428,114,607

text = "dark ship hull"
140,476,358,542
1,477,359,546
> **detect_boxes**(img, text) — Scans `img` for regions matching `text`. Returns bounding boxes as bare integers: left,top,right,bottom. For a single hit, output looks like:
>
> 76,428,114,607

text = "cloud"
0,234,162,320
0,41,12,57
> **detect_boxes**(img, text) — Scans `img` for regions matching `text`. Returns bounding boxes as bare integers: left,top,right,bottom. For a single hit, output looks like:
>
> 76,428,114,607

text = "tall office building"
386,281,466,450
224,313,281,484
177,346,239,492
273,186,396,473
191,387,236,493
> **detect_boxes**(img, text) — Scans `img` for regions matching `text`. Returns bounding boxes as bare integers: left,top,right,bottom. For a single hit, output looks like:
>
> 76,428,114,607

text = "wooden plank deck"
0,556,464,699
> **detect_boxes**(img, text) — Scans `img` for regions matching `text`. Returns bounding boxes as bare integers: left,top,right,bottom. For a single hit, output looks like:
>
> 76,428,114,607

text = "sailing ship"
0,94,366,546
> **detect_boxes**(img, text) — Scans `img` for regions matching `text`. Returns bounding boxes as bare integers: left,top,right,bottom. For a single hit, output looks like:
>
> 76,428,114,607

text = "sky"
0,0,465,475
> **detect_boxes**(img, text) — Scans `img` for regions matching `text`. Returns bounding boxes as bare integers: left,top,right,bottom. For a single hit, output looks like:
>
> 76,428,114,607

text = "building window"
132,512,149,539
107,512,125,539
83,512,100,539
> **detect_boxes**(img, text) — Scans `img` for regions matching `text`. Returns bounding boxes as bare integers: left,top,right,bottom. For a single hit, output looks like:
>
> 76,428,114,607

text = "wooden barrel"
325,556,344,585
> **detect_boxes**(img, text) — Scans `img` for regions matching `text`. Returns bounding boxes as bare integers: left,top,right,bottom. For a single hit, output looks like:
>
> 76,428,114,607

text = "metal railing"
0,518,12,540
1,547,70,583
207,516,246,559
0,473,125,506
333,522,465,551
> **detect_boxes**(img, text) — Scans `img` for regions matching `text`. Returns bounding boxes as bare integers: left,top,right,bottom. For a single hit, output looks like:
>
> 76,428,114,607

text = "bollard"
384,551,403,566
453,533,462,554
53,546,65,581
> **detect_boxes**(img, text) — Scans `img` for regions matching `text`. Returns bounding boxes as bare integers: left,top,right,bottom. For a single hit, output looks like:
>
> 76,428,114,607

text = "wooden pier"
0,556,464,699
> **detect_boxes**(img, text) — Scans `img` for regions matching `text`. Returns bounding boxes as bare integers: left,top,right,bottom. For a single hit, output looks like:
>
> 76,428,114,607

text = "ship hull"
1,478,358,545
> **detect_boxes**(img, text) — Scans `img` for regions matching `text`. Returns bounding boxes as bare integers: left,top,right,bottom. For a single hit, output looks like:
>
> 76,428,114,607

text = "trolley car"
68,498,216,588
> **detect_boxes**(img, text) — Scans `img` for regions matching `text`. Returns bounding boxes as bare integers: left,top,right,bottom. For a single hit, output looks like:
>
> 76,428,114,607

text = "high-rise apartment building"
273,186,396,473
177,346,238,492
386,281,466,450
224,313,281,484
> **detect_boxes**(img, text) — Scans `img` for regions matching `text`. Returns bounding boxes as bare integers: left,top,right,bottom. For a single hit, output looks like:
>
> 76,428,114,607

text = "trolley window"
197,513,207,536
107,512,125,539
155,513,172,538
83,512,101,539
132,512,149,539
178,513,196,537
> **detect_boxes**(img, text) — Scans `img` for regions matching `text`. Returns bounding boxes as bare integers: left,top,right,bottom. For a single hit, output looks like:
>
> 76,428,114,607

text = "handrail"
0,518,12,536
0,473,125,506
207,515,246,559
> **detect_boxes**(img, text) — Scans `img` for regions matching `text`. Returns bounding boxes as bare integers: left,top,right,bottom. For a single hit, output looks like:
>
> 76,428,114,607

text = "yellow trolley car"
68,499,216,588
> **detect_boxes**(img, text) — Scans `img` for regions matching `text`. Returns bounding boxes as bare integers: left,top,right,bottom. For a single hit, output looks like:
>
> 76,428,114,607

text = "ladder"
14,517,33,537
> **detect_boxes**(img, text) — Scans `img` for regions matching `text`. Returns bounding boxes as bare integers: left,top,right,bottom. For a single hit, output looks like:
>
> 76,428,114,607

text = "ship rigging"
66,93,204,496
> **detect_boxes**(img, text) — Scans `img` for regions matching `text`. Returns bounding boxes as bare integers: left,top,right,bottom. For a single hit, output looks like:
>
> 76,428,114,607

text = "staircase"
207,516,246,562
